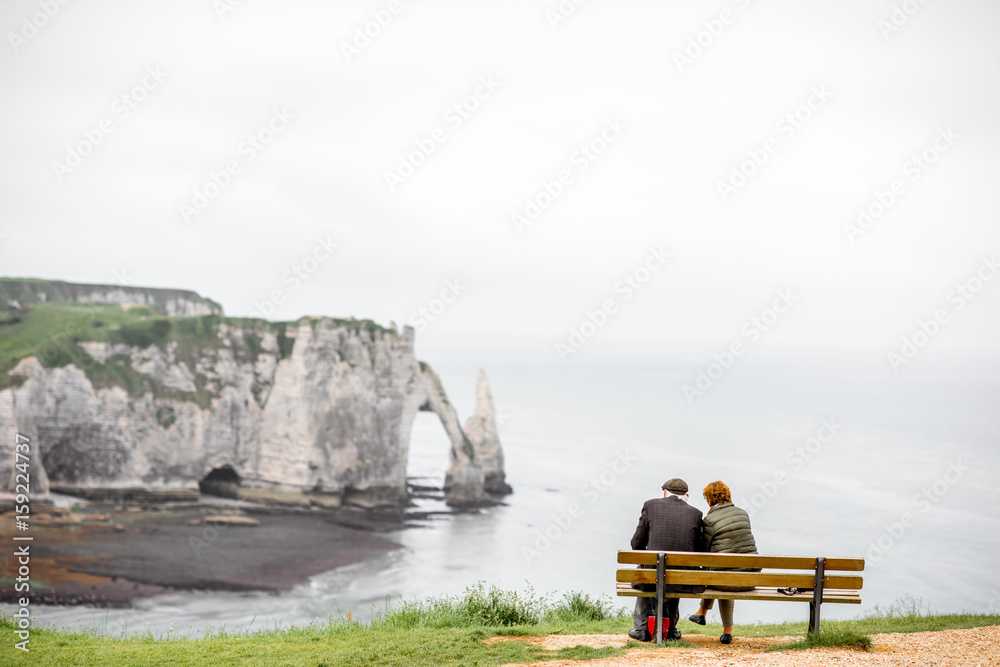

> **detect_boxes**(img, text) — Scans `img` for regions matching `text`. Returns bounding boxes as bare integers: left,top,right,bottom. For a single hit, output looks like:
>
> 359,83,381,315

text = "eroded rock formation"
462,370,511,496
0,284,508,507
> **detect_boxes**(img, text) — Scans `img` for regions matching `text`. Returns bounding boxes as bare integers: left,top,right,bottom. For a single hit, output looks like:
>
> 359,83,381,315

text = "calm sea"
10,361,1000,635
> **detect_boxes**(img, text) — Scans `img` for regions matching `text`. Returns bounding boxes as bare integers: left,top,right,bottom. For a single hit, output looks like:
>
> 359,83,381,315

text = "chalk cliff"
0,278,222,318
0,281,509,506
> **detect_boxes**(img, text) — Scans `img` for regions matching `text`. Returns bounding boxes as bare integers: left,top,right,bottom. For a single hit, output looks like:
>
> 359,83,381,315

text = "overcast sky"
1,0,998,369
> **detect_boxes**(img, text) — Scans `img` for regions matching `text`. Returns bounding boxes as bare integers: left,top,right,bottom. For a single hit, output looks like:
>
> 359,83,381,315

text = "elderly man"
628,477,705,642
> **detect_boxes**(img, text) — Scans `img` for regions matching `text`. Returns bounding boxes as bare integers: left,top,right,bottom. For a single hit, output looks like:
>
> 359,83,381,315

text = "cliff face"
0,286,509,507
0,278,222,318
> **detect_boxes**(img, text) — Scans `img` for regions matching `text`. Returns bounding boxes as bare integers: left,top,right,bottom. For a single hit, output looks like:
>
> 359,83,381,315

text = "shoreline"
0,499,418,608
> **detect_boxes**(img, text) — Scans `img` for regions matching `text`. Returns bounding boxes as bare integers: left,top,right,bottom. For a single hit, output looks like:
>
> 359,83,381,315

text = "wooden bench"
616,550,864,644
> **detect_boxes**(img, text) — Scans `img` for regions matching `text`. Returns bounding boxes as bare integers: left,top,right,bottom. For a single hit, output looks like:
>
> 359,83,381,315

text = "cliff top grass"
0,301,393,398
1,587,997,667
0,277,224,315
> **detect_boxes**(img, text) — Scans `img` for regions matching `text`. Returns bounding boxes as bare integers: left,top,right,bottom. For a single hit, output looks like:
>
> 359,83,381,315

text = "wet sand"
0,503,405,607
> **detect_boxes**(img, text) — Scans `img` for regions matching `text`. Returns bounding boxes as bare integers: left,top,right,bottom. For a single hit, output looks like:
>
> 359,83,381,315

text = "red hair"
703,480,732,505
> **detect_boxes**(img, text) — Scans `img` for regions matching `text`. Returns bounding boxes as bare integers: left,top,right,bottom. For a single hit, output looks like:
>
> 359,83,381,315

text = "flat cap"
662,478,688,494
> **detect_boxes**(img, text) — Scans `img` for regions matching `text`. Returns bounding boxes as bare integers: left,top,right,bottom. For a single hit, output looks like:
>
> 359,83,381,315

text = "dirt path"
487,624,1000,666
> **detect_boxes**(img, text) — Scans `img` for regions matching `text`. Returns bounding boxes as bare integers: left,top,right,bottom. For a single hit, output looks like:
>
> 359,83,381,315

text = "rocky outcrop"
462,370,511,496
0,297,508,507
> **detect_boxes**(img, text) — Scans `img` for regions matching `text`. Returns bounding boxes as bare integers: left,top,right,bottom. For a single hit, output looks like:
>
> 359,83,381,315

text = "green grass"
274,322,296,359
0,302,393,403
550,592,614,622
768,627,872,651
0,624,629,667
0,278,223,317
0,592,631,667
0,303,227,407
1,589,998,666
0,585,632,666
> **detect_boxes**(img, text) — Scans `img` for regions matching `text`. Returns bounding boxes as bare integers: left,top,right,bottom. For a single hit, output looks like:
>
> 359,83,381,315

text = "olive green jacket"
703,502,759,574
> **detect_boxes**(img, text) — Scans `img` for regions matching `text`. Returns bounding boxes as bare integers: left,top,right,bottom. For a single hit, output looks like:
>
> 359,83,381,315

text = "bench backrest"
617,550,864,590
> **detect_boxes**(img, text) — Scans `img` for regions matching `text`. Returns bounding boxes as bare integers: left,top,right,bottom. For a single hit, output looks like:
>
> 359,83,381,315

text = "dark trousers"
633,596,679,636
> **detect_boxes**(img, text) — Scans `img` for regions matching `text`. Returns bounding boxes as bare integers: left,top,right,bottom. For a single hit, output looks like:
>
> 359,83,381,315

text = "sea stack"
0,279,510,509
463,370,512,496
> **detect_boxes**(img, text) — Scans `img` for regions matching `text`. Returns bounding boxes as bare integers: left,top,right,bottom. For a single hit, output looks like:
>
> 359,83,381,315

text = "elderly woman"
687,480,759,645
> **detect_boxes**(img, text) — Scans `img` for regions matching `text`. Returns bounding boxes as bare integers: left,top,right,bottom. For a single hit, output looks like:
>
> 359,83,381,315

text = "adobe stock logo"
385,76,500,192
190,520,229,556
213,0,247,20
521,449,637,566
739,418,843,519
715,86,831,202
340,0,408,63
249,235,340,320
512,117,627,233
877,0,932,39
179,107,294,223
51,66,167,181
887,255,997,372
672,0,754,73
844,127,958,244
407,279,467,332
7,0,73,53
683,288,798,403
544,0,590,30
867,460,967,563
556,246,670,362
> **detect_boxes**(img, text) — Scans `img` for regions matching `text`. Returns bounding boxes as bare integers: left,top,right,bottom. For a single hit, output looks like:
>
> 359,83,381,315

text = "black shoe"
720,633,732,644
667,629,682,641
688,614,706,625
628,628,651,642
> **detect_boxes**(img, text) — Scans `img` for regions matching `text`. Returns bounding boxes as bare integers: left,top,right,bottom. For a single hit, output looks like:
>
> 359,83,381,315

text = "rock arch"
410,365,510,505
0,318,511,509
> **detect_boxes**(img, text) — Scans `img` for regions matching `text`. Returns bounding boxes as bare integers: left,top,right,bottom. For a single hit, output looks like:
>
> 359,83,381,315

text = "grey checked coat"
630,494,706,593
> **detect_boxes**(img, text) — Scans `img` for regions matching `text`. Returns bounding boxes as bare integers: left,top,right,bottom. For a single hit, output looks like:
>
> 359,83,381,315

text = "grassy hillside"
1,587,997,667
0,277,223,315
0,301,392,403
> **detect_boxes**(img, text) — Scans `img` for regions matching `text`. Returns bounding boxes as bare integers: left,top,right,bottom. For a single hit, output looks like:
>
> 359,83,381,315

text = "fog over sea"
12,361,1000,636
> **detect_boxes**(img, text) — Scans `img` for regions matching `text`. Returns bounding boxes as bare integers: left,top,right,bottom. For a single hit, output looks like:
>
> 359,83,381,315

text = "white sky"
1,0,998,369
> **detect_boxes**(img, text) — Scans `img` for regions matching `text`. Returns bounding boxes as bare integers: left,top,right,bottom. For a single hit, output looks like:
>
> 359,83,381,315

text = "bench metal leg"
810,557,826,633
655,552,664,645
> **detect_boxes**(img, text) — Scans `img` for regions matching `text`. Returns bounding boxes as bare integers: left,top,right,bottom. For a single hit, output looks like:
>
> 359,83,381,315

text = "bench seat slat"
616,568,863,590
617,550,864,572
615,582,861,604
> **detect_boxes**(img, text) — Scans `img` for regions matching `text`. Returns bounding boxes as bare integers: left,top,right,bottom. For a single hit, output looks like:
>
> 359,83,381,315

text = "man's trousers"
633,596,679,637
